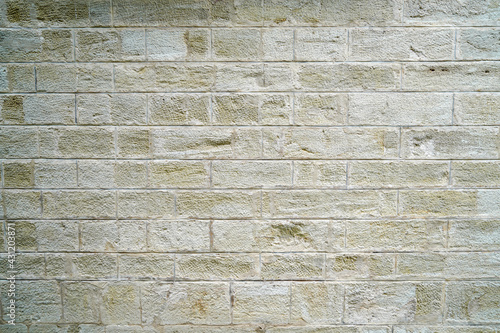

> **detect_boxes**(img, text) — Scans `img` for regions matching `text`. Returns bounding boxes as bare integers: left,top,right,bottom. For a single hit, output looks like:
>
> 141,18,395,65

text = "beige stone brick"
0,0,111,27
346,220,447,251
62,281,104,323
454,93,500,125
262,0,320,25
148,93,210,125
3,190,42,219
397,252,500,279
114,63,215,92
261,253,324,280
36,220,79,252
262,29,294,61
452,161,500,187
176,254,260,280
149,161,209,188
344,282,443,324
399,190,500,217
0,64,35,92
212,220,344,253
232,282,291,324
177,190,260,218
147,29,209,61
81,220,147,252
263,127,399,159
141,282,231,325
119,254,174,279
260,93,293,125
212,93,259,125
401,127,500,159
117,190,174,219
0,29,72,62
213,28,261,61
0,280,61,323
148,220,210,252
112,0,210,27
350,28,453,61
294,93,348,125
209,0,262,26
294,161,347,188
290,282,343,324
102,282,141,324
37,64,113,92
326,254,395,280
152,128,261,159
0,127,38,158
348,93,453,125
262,190,397,218
457,29,500,60
3,160,34,188
403,62,500,91
42,190,115,219
295,28,347,61
76,29,145,61
72,253,117,279
321,0,403,25
117,127,151,158
0,253,45,279
446,282,500,323
449,220,500,250
212,161,292,188
296,63,400,91
403,0,500,26
349,161,449,188
40,127,115,158
77,94,147,125
35,160,78,188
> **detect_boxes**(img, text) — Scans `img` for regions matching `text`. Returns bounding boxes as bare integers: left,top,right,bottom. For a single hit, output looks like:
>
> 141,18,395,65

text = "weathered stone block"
176,254,260,280
117,190,174,219
261,253,324,280
76,29,145,61
294,161,347,188
350,28,453,61
262,190,397,218
77,94,147,125
449,220,500,250
0,64,35,92
326,254,395,280
295,93,348,125
349,161,450,188
290,282,343,324
212,161,292,188
348,93,452,125
37,64,113,92
141,282,231,325
0,127,38,158
446,282,500,323
295,28,347,61
148,220,210,252
212,220,344,252
42,190,115,218
147,29,209,61
81,220,147,252
0,29,73,61
263,127,399,159
232,282,291,324
35,160,78,188
148,93,210,125
177,190,260,218
119,254,174,279
454,93,500,125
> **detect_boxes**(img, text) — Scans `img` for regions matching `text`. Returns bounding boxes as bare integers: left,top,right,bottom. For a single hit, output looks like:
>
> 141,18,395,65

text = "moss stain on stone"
6,1,29,23
2,95,24,123
271,223,312,243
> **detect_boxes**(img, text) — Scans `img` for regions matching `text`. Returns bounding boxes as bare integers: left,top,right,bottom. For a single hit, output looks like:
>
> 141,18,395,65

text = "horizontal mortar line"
4,60,500,64
2,158,500,161
3,216,500,221
2,125,500,128
6,250,500,255
3,187,500,191
3,187,500,190
3,217,500,221
4,278,500,283
4,59,500,64
3,25,500,29
3,90,500,94
0,87,500,94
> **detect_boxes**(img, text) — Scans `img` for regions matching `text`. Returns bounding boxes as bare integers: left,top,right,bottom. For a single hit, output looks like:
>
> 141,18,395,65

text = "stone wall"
1,0,500,332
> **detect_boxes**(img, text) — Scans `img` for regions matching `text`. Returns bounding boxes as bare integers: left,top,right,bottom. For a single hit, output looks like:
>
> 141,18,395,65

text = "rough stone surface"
1,0,499,331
